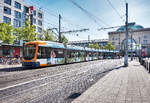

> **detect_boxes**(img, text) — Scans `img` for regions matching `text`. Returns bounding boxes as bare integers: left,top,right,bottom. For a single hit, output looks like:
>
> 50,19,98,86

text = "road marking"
0,60,120,91
0,63,97,91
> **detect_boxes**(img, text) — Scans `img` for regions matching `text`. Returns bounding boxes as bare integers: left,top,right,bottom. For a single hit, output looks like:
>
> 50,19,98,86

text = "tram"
22,41,119,67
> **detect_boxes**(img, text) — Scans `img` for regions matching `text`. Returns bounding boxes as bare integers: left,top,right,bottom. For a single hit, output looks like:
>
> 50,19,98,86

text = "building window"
112,42,115,45
38,12,42,18
33,10,36,16
4,0,11,5
13,19,21,28
3,16,11,23
14,10,21,19
33,18,36,24
15,1,21,9
144,35,147,39
24,6,29,13
38,20,42,26
144,40,147,45
38,27,42,33
4,6,11,15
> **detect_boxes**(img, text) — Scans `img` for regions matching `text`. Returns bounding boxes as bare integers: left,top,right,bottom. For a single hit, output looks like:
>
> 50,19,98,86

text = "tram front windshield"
23,44,36,60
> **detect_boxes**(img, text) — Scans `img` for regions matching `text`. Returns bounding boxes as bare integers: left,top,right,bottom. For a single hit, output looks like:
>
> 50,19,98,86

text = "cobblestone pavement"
0,59,122,103
72,60,150,103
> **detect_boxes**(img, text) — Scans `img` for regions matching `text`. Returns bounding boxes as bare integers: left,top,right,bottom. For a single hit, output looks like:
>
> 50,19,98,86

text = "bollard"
148,62,150,73
146,61,148,70
148,61,149,71
144,60,146,68
142,59,144,65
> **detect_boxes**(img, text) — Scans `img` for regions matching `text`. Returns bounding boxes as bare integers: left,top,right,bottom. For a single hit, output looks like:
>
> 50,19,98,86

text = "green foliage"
15,20,38,41
0,22,15,44
41,29,57,41
89,43,100,49
103,42,115,50
61,35,68,44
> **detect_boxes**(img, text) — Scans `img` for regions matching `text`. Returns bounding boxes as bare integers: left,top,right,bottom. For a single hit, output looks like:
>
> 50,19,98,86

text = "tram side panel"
36,47,65,66
66,50,85,63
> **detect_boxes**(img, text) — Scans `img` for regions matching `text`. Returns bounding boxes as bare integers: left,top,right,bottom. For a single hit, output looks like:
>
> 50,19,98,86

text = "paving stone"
72,61,150,103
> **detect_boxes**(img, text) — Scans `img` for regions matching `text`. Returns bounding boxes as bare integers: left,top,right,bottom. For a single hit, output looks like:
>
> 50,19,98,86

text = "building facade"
68,39,108,48
0,0,44,58
108,22,150,56
0,0,44,34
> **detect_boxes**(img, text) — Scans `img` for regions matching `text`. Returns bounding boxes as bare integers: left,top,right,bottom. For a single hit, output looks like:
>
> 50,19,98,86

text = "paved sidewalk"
72,61,150,103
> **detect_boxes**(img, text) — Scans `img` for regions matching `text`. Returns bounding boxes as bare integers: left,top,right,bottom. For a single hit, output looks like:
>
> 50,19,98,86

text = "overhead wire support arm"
61,28,89,34
97,26,122,31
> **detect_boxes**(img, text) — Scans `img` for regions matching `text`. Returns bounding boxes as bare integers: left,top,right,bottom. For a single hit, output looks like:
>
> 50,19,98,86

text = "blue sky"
24,0,150,41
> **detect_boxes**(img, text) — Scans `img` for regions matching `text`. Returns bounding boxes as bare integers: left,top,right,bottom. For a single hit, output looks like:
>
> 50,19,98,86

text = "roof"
108,27,150,35
25,41,65,49
117,22,144,32
67,45,85,51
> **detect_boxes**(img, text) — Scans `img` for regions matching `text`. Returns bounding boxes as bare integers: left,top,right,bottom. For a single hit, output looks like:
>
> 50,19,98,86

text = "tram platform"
72,61,150,103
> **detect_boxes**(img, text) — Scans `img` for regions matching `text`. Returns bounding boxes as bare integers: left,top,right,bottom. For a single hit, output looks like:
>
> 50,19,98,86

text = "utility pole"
131,32,133,61
59,14,62,43
124,3,128,67
88,35,90,41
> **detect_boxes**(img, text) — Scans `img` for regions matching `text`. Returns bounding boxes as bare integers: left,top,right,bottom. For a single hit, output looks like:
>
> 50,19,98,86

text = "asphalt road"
0,59,123,103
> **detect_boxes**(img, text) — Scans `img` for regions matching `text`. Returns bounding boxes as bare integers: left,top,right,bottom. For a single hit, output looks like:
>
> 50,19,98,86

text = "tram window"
54,49,64,58
71,52,74,58
37,47,47,58
79,51,84,57
37,47,41,58
67,50,71,58
75,51,79,57
45,48,51,58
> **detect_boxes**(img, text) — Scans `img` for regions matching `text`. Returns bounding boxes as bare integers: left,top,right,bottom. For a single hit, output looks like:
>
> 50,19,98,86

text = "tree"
89,43,95,48
0,22,15,44
15,20,38,41
40,29,57,41
104,42,115,50
89,43,100,49
61,35,68,44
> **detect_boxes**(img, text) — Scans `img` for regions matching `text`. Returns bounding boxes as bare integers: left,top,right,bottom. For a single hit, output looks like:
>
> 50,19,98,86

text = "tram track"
0,60,107,97
0,59,122,103
0,60,105,88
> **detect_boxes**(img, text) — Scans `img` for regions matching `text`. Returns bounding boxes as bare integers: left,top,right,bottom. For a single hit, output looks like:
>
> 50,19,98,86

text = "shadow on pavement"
0,66,36,72
115,65,124,69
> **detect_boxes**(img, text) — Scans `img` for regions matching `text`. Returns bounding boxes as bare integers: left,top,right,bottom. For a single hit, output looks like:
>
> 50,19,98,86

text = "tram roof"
67,45,85,51
25,41,65,49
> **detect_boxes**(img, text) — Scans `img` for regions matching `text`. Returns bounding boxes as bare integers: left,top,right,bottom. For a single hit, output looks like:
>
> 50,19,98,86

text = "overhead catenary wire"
29,0,85,30
67,0,110,27
106,0,125,22
28,0,79,32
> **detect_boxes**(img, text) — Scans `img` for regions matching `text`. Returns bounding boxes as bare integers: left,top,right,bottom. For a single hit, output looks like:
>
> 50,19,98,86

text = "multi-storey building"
0,0,44,57
0,0,44,34
108,22,150,56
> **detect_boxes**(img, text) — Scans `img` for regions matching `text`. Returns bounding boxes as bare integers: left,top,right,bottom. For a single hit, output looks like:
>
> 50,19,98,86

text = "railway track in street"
0,60,105,88
0,59,123,103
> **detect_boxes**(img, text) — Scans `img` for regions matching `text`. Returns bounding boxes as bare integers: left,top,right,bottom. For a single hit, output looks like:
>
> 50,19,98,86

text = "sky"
24,0,150,41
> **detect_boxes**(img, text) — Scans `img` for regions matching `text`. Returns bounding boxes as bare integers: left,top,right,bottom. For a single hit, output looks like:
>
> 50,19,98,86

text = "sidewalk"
72,61,150,103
